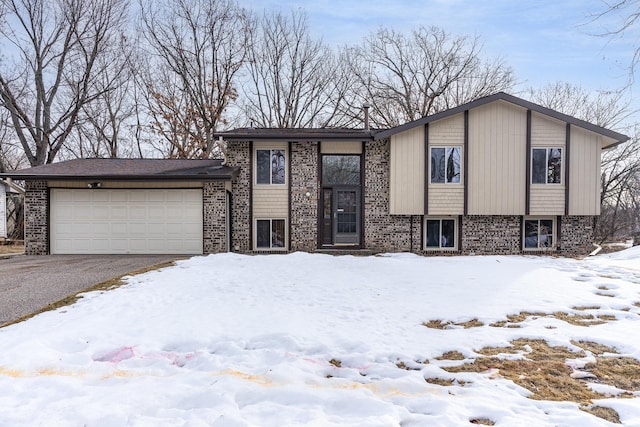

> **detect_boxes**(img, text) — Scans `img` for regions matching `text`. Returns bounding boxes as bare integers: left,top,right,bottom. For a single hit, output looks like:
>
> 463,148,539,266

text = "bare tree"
242,9,351,128
590,0,640,83
341,26,516,128
0,0,129,166
64,30,140,159
138,0,252,159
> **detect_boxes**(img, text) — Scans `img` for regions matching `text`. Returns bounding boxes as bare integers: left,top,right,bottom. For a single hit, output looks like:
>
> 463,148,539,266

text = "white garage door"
51,189,203,254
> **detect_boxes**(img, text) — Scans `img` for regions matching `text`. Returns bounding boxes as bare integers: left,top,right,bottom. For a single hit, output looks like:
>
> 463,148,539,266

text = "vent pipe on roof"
363,103,370,130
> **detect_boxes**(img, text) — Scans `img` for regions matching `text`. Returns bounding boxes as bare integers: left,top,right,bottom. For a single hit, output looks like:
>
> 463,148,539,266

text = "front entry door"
333,189,359,245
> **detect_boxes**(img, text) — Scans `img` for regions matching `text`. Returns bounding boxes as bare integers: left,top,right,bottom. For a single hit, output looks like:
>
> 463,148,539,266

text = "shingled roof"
215,127,375,141
0,158,240,181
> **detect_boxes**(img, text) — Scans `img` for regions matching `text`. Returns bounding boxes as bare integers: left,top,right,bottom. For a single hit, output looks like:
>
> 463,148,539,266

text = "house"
0,92,629,256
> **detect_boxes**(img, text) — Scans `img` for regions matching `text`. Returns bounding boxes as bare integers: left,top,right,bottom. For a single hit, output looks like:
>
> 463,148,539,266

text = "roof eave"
374,92,630,144
216,132,375,141
0,171,240,181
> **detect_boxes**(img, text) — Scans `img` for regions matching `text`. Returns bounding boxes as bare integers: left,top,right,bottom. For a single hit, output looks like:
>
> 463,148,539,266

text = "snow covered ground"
1,248,640,426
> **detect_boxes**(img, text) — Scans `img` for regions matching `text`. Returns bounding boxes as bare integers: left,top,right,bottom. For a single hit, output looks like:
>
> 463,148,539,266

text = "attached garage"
2,158,239,255
51,189,203,254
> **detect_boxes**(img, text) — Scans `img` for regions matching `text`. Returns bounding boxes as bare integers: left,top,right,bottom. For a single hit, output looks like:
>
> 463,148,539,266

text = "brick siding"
203,181,227,254
559,215,595,256
225,141,251,252
290,141,319,251
460,215,522,255
24,180,48,255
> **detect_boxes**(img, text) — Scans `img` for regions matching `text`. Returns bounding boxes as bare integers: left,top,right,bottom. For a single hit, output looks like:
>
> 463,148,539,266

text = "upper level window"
532,148,562,184
431,147,461,184
256,149,286,185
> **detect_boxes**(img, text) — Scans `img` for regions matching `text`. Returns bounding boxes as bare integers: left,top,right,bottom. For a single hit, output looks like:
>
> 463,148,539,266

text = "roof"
0,158,240,181
216,127,375,141
373,92,630,147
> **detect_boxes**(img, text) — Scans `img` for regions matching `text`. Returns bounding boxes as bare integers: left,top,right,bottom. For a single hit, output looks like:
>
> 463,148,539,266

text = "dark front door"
334,189,359,245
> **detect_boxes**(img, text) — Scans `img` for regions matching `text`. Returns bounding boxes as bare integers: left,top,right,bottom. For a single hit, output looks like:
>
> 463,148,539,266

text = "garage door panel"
51,189,203,254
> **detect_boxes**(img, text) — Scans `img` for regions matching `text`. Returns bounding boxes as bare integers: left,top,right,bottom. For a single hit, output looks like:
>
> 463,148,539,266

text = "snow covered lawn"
1,249,640,426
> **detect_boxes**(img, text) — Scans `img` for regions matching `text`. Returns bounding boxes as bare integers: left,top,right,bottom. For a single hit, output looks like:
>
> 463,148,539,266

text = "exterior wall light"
87,182,102,189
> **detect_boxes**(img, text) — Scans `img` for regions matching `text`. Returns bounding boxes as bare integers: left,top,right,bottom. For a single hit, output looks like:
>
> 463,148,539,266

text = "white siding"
530,187,565,215
468,101,527,215
389,126,424,214
570,127,601,215
428,187,464,215
321,141,362,154
529,113,566,214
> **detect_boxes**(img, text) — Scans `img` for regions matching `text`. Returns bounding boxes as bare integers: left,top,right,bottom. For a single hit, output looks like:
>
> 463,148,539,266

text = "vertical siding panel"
390,127,424,214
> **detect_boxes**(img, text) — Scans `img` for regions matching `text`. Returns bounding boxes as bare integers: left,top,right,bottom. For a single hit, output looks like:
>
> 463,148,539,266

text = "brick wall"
24,180,48,255
559,215,595,256
203,181,227,254
290,141,319,251
225,141,251,252
461,215,522,255
363,138,420,252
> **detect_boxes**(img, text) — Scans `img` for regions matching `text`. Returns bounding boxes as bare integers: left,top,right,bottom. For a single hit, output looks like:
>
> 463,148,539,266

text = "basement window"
425,217,457,250
524,218,555,250
256,219,286,249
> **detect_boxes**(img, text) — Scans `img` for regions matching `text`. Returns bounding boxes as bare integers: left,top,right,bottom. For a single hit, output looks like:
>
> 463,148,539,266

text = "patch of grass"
597,285,611,290
551,312,606,326
423,318,484,329
596,292,616,298
573,305,601,311
634,302,640,308
436,351,466,361
447,339,601,403
585,357,640,391
425,377,454,386
598,314,617,322
572,341,618,355
489,311,546,328
1,260,179,328
329,359,342,368
470,418,495,425
423,319,451,329
456,319,484,328
0,243,24,255
580,406,621,424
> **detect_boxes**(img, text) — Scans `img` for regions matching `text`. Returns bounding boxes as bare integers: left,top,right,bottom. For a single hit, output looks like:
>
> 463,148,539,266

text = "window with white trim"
256,219,286,249
430,146,461,184
532,148,562,184
523,218,555,250
256,149,286,185
425,217,457,250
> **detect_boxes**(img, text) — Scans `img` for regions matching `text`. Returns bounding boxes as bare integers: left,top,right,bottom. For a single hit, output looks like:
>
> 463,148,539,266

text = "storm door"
320,155,361,247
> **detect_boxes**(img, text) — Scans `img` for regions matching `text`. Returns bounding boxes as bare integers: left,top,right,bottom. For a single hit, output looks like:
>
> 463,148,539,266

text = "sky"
240,0,639,96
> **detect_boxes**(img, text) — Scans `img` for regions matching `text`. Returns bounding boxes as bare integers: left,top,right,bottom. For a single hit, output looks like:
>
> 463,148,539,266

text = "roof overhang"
215,128,375,142
0,159,240,181
373,92,630,147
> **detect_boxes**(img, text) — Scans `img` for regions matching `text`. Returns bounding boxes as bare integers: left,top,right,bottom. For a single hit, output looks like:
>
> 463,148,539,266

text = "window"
431,147,461,184
425,218,456,249
322,155,360,185
256,149,286,185
524,218,555,250
256,219,286,249
532,148,562,184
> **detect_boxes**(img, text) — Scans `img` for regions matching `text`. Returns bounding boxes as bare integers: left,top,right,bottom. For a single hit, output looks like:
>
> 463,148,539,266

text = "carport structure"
2,159,239,255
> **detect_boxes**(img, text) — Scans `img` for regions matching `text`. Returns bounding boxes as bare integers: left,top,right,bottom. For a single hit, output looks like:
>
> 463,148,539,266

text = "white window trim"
424,216,458,251
523,216,556,251
255,148,287,186
254,218,288,251
531,147,563,186
429,145,463,185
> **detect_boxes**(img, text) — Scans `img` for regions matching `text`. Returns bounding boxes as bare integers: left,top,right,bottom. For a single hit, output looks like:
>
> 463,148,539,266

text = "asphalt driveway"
0,255,181,326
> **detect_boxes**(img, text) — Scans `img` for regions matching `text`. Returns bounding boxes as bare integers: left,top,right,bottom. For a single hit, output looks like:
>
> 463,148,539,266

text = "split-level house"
1,93,629,256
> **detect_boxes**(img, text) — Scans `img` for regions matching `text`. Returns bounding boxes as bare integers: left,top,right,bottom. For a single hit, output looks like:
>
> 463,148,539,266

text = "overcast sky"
241,0,637,96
